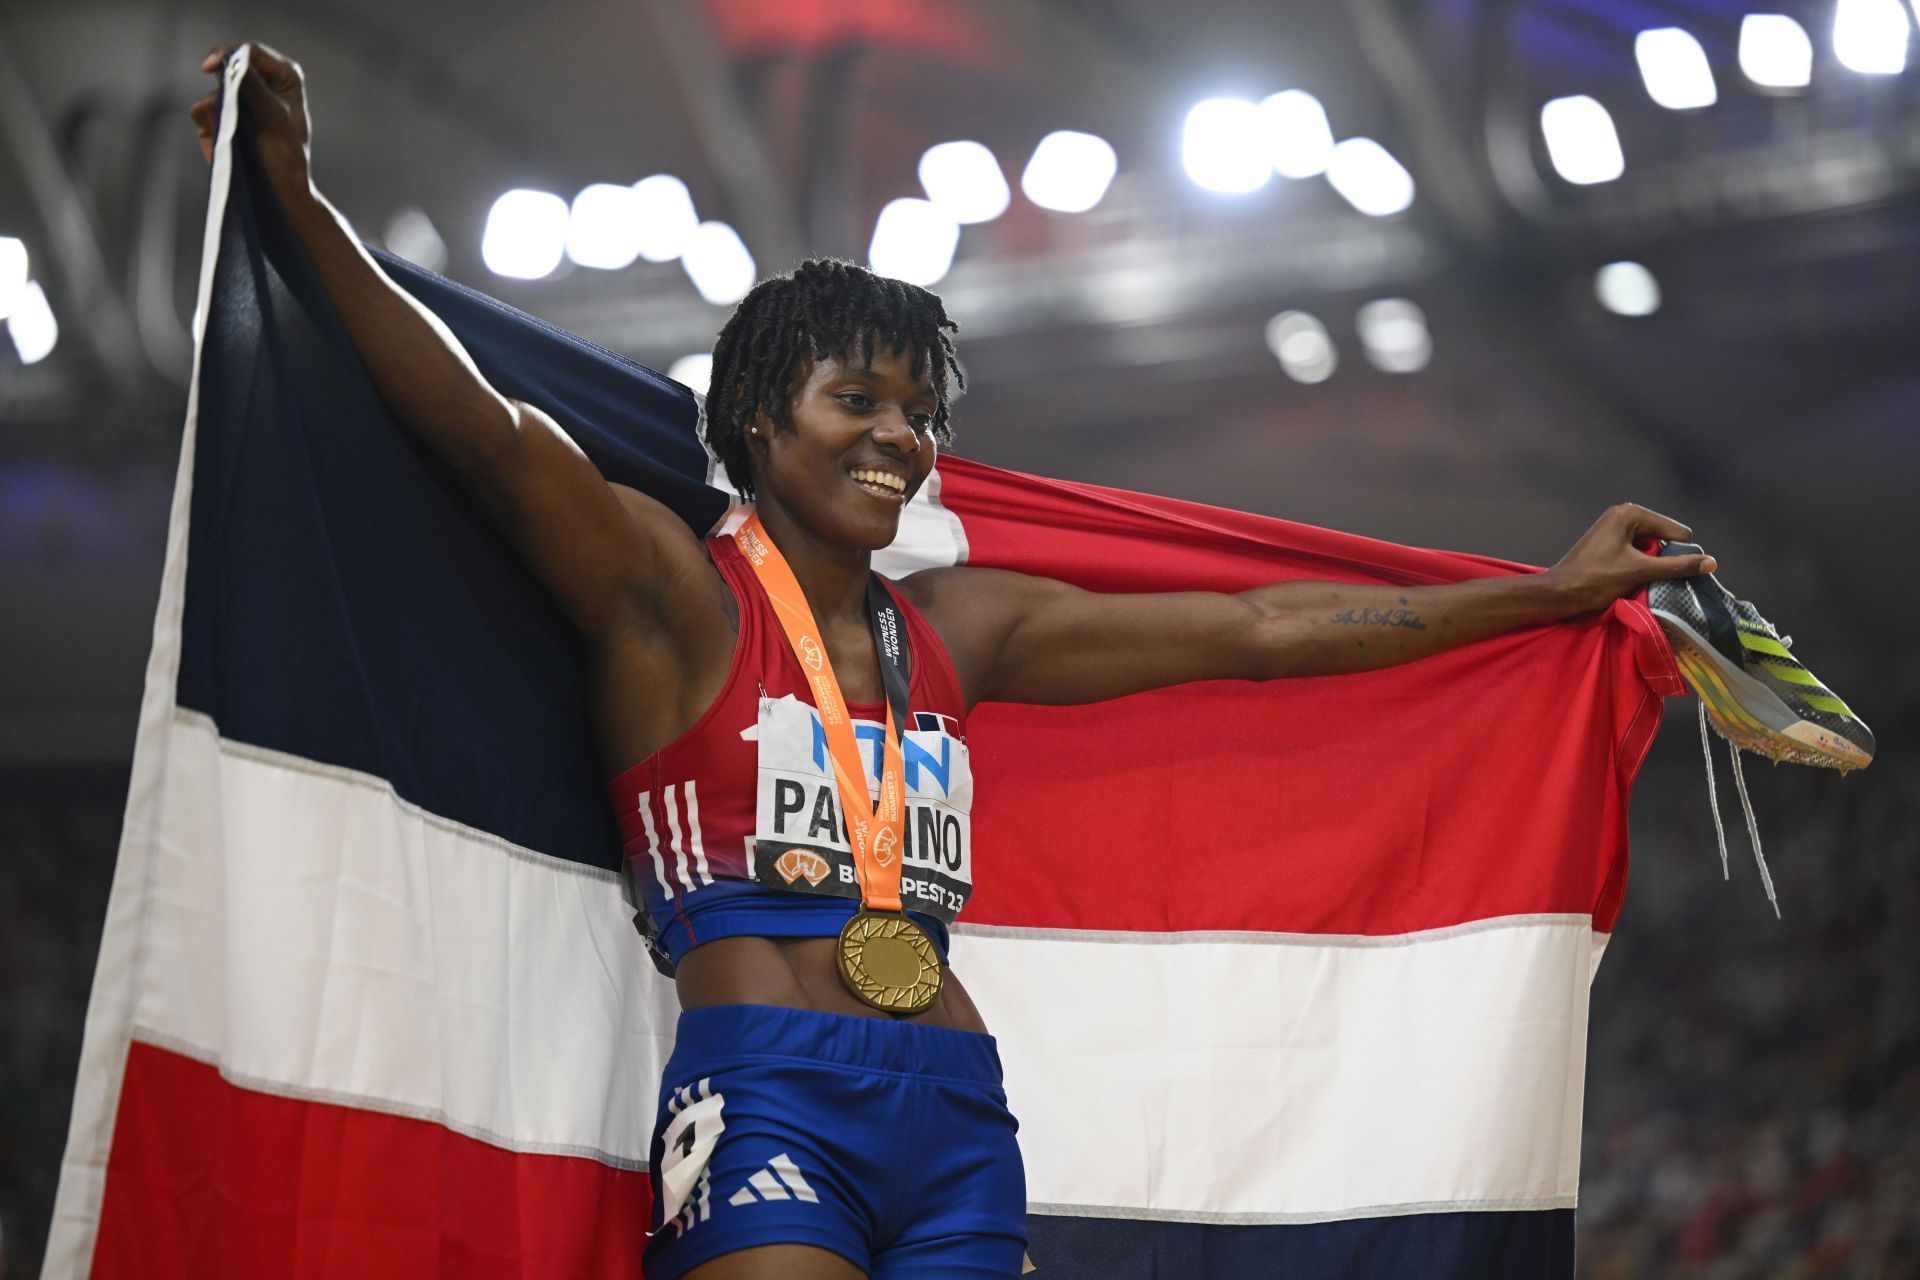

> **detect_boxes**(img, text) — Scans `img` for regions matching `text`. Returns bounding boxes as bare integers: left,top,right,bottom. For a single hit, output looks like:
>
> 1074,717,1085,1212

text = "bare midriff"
674,936,989,1033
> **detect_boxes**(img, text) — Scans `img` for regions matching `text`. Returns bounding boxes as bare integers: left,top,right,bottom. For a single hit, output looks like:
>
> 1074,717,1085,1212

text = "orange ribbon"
735,513,906,913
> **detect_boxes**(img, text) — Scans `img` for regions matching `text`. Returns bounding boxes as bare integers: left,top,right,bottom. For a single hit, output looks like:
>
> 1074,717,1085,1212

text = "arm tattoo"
1331,606,1427,630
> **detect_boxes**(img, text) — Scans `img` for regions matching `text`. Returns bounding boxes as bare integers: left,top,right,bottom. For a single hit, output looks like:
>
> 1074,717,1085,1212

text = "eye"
837,391,872,409
908,412,935,434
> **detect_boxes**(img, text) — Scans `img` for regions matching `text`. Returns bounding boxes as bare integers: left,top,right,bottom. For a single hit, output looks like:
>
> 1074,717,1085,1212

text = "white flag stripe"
123,711,674,1163
102,711,1598,1221
663,785,693,890
682,780,713,886
951,920,1592,1219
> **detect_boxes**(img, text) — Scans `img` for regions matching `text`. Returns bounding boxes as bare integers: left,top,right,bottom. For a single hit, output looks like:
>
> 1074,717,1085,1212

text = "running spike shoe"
1648,543,1873,772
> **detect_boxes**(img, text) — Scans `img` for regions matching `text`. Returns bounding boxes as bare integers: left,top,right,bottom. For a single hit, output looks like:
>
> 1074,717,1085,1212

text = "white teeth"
850,468,906,494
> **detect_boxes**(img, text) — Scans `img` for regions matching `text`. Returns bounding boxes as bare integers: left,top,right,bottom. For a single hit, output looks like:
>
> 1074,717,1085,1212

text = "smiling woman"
701,258,963,506
186,39,1727,1280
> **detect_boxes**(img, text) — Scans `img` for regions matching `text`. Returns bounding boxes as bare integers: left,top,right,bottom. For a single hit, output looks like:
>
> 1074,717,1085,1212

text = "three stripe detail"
728,1153,819,1207
636,781,712,891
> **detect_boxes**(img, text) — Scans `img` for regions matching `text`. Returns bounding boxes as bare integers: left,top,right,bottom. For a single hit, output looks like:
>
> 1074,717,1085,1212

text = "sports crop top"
607,533,974,975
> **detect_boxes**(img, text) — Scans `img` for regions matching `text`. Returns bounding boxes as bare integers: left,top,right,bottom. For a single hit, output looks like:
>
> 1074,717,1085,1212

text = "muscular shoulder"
605,482,732,633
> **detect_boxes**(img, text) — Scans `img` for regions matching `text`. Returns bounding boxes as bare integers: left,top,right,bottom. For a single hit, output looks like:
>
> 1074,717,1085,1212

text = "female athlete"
192,43,1716,1280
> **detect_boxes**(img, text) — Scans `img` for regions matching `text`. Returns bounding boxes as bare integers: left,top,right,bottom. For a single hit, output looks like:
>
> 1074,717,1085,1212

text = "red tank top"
606,534,974,972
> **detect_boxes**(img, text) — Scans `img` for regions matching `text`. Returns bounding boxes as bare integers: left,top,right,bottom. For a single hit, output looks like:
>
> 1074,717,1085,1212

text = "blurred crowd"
1581,641,1920,1279
0,659,1913,1277
0,767,122,1280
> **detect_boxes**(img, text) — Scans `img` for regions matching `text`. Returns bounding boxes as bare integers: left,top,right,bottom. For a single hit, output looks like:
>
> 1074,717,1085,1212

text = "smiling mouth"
849,467,908,499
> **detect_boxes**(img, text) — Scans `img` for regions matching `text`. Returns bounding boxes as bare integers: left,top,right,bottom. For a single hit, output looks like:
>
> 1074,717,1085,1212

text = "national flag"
47,48,1682,1278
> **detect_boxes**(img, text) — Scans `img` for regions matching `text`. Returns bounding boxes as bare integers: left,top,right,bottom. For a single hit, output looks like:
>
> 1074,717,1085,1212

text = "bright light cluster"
383,207,448,273
1021,130,1119,213
1263,299,1433,383
1355,298,1432,373
1834,0,1910,74
1740,15,1814,89
1183,98,1273,194
481,189,570,280
1,236,56,365
666,352,714,396
1636,28,1718,109
681,221,756,305
918,141,1011,224
868,198,960,287
1326,138,1415,216
1179,87,1407,217
1546,8,1919,188
1595,261,1662,316
1265,311,1337,384
1540,95,1626,185
478,172,733,298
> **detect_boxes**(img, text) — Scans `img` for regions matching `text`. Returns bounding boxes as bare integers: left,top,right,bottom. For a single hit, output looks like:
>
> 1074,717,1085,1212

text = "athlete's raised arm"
902,503,1717,709
188,43,711,644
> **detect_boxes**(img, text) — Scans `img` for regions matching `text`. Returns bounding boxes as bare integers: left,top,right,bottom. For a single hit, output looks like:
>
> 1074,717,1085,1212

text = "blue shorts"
644,1003,1027,1279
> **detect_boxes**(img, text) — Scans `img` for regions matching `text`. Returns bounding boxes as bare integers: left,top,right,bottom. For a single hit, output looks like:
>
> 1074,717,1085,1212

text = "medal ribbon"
735,512,907,914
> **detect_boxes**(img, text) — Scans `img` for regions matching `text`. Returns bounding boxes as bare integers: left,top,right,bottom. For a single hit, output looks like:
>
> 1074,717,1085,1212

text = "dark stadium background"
2,0,1915,1274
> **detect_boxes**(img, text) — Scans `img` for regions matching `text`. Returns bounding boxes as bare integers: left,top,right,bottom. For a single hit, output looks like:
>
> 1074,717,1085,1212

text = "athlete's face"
749,343,939,551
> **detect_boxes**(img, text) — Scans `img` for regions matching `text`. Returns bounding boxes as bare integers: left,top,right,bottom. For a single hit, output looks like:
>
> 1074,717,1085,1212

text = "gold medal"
836,910,942,1013
739,512,943,1015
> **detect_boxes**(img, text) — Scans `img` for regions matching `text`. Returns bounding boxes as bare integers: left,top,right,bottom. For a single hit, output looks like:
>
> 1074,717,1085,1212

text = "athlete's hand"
1547,503,1716,614
188,42,312,195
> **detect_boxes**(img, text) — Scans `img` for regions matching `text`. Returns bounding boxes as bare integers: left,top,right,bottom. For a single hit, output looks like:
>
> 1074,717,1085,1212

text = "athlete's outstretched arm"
905,503,1715,709
188,43,709,642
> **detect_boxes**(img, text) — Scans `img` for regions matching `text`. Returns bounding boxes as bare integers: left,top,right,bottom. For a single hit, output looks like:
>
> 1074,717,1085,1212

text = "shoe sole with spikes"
1648,544,1873,772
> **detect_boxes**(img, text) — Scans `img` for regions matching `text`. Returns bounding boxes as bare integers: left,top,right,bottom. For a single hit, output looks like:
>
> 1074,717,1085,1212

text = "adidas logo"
727,1153,819,1207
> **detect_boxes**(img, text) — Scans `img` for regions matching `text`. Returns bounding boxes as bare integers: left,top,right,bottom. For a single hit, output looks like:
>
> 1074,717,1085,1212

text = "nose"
871,408,919,453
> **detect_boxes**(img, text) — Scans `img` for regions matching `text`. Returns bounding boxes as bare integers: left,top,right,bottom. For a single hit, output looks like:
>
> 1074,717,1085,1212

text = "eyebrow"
833,369,938,402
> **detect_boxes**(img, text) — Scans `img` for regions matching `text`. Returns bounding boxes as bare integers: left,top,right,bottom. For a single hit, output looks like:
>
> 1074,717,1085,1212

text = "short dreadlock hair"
703,258,963,500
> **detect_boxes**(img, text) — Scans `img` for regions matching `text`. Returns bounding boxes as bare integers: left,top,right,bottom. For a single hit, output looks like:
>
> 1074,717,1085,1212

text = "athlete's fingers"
188,90,219,164
1616,503,1691,543
1650,550,1717,578
201,43,235,73
243,41,301,87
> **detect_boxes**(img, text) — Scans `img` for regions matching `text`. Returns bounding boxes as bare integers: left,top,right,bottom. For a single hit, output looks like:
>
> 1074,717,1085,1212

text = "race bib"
748,694,973,923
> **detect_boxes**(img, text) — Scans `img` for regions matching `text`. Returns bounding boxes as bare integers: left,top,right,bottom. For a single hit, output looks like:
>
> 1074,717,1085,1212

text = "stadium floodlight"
1325,138,1415,216
681,221,756,305
383,207,448,273
1356,298,1432,373
1739,15,1814,89
1264,310,1337,384
566,183,646,271
666,353,714,396
1595,261,1661,316
918,141,1011,225
481,189,570,280
1636,28,1718,109
1834,0,1910,73
1181,98,1272,194
1540,96,1625,185
0,236,28,320
631,175,700,263
1261,90,1335,179
7,280,57,364
1020,131,1118,213
868,198,961,287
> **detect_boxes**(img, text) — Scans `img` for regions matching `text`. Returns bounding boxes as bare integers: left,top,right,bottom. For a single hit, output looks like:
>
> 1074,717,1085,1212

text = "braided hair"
703,258,963,500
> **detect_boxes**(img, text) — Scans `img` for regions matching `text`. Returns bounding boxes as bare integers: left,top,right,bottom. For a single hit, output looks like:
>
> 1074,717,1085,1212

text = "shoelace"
1697,700,1781,918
